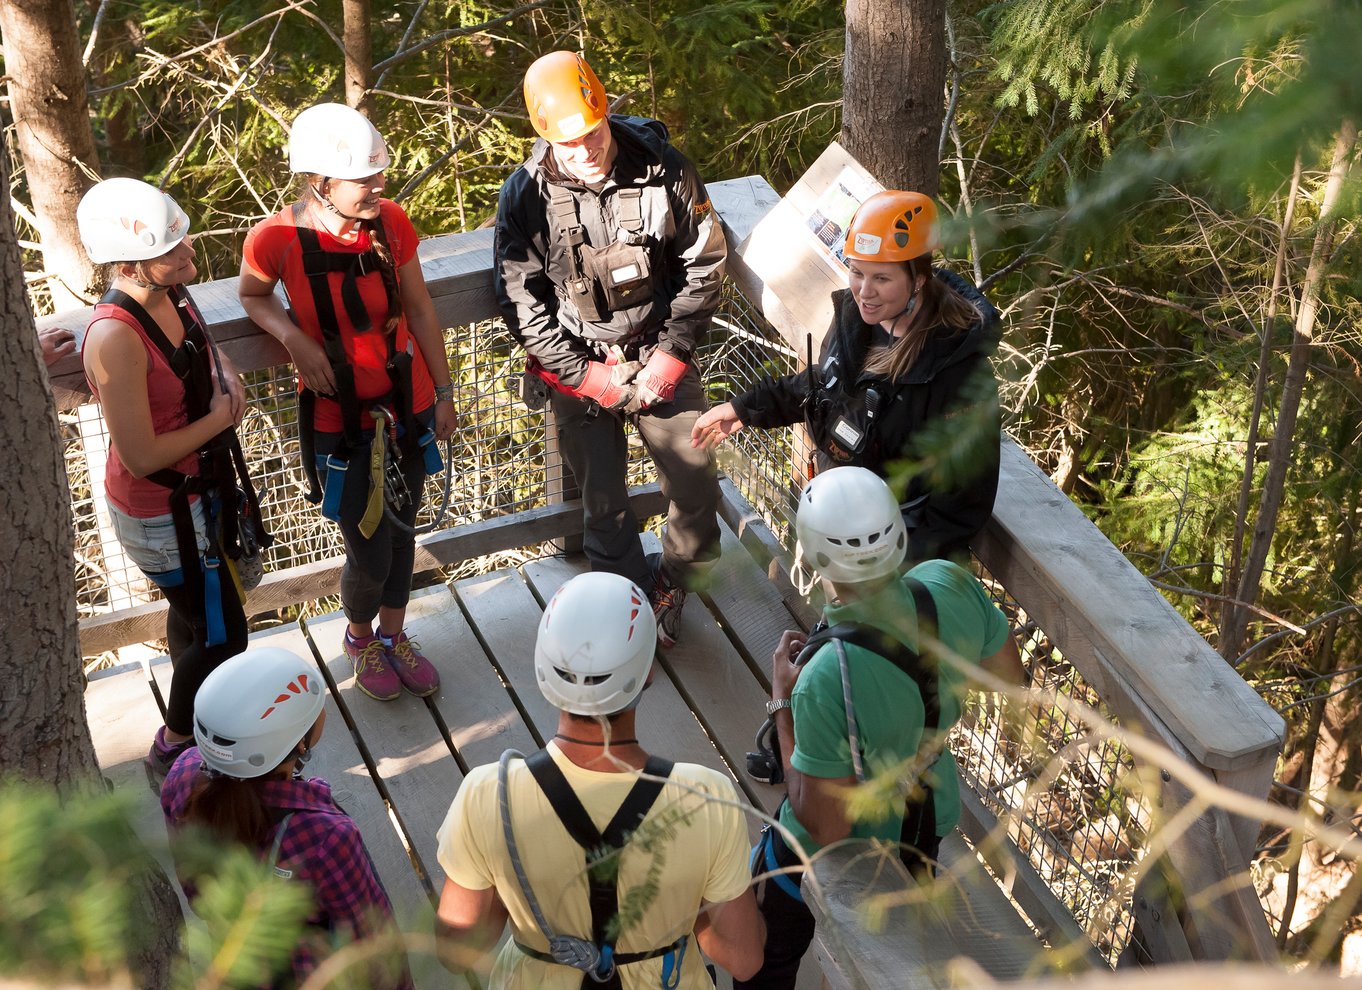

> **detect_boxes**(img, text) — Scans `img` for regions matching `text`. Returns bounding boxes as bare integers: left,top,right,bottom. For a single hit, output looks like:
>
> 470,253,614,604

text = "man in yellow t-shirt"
434,572,765,990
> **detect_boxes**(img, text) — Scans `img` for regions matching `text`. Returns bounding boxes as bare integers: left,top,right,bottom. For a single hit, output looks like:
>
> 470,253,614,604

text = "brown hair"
861,259,980,381
297,175,403,336
183,773,274,847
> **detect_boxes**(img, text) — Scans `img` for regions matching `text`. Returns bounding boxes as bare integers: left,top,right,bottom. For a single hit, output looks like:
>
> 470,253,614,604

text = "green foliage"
0,783,145,984
172,827,315,990
0,781,316,990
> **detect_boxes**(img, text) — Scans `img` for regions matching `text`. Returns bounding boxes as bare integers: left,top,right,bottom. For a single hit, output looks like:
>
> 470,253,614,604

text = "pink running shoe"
346,630,401,701
385,631,441,697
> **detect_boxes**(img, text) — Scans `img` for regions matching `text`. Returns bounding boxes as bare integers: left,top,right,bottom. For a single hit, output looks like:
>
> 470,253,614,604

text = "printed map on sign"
802,167,879,273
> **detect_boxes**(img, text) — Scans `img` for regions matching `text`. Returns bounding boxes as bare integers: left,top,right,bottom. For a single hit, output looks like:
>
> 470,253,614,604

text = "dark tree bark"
2,123,182,990
841,0,946,195
343,0,373,114
0,118,97,781
0,0,102,309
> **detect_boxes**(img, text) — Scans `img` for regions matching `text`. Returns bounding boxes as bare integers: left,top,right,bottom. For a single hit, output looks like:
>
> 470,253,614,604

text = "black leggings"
314,414,430,626
162,570,249,735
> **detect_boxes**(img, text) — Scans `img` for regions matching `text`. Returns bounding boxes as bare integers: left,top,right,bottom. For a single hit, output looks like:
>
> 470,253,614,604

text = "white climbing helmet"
795,466,907,586
535,572,656,716
193,647,326,779
76,177,191,264
288,103,391,179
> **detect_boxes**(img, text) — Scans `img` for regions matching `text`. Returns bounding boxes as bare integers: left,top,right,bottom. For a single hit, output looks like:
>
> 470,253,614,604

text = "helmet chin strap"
311,182,368,223
121,266,174,292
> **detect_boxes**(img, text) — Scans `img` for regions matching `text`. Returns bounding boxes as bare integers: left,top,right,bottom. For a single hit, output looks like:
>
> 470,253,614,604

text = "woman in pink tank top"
78,178,251,792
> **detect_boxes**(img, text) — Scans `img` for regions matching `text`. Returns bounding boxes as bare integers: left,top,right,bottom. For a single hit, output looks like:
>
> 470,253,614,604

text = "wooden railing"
41,175,1285,971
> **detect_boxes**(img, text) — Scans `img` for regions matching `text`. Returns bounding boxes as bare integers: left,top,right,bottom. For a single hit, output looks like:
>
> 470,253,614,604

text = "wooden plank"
78,484,671,656
519,555,768,821
975,440,1284,773
452,568,559,743
716,477,821,630
640,533,788,815
701,517,807,682
414,588,540,776
298,593,463,898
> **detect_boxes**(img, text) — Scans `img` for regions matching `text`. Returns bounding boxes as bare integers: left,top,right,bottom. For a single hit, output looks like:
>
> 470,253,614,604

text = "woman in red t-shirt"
78,178,251,788
240,104,457,703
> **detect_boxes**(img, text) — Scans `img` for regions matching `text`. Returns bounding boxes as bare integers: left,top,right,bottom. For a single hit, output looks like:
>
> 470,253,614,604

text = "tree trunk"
1220,120,1358,661
841,0,946,194
0,0,102,311
343,0,373,114
0,122,98,782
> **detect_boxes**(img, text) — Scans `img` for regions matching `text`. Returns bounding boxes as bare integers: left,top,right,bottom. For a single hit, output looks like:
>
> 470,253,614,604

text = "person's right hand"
288,333,337,395
38,326,77,366
208,383,241,430
691,402,745,448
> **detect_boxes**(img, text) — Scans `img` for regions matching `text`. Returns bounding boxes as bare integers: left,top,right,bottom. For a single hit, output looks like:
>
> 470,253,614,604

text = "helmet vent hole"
828,537,843,546
816,552,832,568
868,532,880,545
848,537,862,547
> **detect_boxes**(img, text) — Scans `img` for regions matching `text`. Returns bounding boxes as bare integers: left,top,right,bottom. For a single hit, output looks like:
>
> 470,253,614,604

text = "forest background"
1,0,1360,974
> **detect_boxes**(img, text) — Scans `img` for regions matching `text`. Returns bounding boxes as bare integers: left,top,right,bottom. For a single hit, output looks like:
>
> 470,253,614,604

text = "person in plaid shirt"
161,647,412,989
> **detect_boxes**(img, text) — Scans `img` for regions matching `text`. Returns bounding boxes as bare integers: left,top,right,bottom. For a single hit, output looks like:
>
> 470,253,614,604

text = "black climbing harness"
286,204,447,532
101,286,272,643
498,749,688,990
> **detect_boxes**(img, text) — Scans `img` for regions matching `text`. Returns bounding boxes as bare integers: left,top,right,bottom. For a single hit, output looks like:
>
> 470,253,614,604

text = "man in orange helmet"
494,50,728,649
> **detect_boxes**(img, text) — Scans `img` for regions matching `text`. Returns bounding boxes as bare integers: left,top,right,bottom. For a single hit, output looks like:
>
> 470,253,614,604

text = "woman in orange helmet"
692,190,1001,562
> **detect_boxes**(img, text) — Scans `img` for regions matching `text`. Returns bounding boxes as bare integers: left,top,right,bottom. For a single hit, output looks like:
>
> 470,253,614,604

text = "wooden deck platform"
87,518,1056,987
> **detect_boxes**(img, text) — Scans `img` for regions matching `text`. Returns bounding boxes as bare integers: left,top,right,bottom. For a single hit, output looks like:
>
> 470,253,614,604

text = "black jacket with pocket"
732,270,1002,561
493,115,727,388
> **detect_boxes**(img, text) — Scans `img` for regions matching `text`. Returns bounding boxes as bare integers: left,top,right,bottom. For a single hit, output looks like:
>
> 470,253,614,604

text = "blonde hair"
861,261,980,381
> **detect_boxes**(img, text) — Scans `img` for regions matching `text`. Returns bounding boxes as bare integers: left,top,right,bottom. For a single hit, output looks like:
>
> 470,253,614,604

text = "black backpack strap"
525,749,603,849
525,750,676,990
548,183,587,281
615,188,644,234
904,578,940,731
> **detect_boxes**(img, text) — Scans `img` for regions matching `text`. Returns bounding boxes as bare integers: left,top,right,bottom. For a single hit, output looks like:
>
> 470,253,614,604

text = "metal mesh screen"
68,319,557,643
955,565,1147,964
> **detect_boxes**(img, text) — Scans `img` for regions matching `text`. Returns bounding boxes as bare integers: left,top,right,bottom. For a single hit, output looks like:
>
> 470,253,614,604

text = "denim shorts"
108,498,209,583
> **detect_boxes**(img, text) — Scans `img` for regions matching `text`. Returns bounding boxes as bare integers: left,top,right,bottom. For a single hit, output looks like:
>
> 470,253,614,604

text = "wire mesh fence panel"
957,564,1148,965
69,319,564,658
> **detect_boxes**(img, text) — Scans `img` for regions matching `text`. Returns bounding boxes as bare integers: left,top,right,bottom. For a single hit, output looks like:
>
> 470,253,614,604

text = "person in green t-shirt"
736,466,1025,990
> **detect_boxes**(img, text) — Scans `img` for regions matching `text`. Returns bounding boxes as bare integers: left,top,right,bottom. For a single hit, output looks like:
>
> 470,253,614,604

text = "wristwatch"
765,697,793,716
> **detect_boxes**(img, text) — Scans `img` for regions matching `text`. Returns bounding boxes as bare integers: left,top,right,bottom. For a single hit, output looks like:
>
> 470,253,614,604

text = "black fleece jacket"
732,270,1002,560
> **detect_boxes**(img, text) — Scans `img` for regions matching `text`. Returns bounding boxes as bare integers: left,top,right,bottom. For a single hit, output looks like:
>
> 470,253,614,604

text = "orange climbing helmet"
843,190,939,264
523,50,608,143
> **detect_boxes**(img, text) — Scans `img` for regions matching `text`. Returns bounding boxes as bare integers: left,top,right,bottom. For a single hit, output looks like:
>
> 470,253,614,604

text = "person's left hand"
770,629,809,700
434,400,459,442
38,326,77,366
